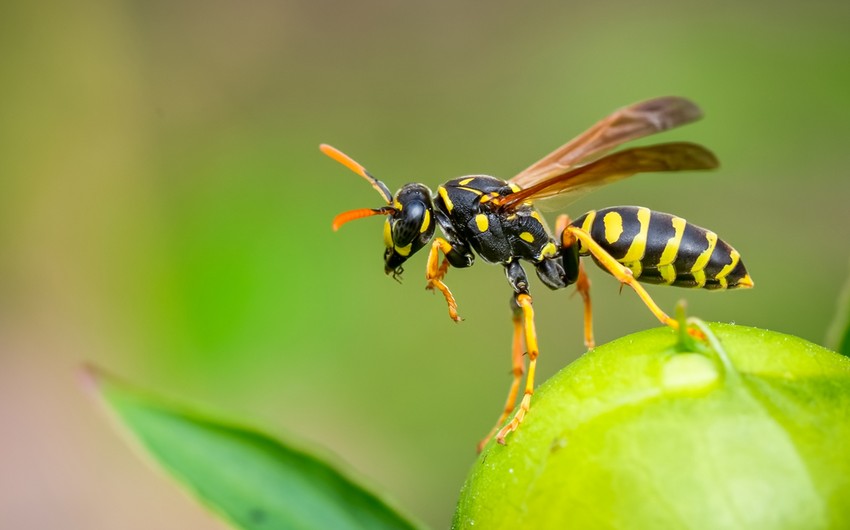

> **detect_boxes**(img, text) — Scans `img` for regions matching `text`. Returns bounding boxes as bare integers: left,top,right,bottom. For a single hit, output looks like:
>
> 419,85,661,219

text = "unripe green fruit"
454,323,850,530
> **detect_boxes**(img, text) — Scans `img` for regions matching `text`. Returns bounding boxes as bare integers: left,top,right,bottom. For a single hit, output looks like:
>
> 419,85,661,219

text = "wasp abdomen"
571,206,752,290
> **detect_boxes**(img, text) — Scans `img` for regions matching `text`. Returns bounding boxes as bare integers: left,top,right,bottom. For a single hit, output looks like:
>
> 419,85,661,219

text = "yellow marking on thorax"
459,177,475,186
690,230,718,273
715,249,740,279
420,209,431,233
659,216,687,266
395,242,413,256
437,186,454,212
475,214,489,232
620,207,651,263
457,186,484,195
603,211,624,244
520,232,535,243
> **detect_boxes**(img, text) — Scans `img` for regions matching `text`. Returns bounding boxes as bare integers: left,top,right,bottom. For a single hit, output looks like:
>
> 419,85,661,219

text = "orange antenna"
320,144,393,204
332,207,396,231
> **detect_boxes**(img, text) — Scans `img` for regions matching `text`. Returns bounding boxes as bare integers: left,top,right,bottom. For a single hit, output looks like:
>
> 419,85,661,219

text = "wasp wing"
510,96,704,190
498,142,718,210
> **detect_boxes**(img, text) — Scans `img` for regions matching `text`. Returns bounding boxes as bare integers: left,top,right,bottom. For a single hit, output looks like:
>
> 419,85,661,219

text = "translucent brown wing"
510,96,704,190
498,142,718,210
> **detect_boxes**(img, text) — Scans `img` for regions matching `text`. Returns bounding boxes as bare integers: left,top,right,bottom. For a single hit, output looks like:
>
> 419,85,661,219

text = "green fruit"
453,323,850,530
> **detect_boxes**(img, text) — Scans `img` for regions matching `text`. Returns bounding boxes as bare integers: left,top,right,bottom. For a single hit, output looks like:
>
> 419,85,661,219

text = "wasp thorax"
383,183,436,276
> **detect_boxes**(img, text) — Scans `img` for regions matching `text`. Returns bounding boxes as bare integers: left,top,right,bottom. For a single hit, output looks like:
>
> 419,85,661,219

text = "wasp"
321,96,753,449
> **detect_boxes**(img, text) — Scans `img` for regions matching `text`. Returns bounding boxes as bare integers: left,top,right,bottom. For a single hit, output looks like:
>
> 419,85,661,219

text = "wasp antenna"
332,207,396,231
320,144,394,204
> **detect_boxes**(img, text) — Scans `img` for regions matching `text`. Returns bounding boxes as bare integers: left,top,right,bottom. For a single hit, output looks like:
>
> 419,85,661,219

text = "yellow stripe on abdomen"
658,216,687,266
619,207,651,263
690,230,718,273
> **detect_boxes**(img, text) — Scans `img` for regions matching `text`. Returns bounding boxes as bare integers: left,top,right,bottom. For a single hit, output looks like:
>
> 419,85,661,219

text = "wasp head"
322,145,436,280
382,183,435,278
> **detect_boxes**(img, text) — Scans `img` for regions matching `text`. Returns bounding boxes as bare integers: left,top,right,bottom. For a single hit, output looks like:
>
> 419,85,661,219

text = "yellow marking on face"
539,241,558,259
383,219,393,247
714,249,740,279
438,186,453,212
659,263,677,284
690,230,718,273
659,216,687,266
620,207,650,263
393,199,402,210
692,268,707,288
475,213,489,232
509,182,521,193
520,231,535,243
395,242,413,256
603,211,624,245
459,177,475,186
420,208,431,233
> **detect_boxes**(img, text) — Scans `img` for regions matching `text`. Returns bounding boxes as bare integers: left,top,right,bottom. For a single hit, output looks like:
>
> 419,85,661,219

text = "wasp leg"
575,262,594,348
425,237,473,322
495,291,539,445
564,226,678,329
477,298,525,452
554,214,594,348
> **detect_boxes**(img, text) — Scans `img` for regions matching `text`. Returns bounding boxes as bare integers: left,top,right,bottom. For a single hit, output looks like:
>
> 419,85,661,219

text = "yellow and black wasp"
321,96,753,449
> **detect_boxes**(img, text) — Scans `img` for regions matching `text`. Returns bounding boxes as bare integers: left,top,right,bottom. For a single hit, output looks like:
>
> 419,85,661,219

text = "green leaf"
455,323,850,530
827,260,850,357
83,365,422,530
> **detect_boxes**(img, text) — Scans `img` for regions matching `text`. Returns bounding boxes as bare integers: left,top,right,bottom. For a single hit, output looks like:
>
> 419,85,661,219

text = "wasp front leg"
425,237,473,322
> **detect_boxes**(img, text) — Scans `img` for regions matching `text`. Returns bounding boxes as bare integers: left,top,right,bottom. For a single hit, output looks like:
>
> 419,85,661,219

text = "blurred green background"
2,1,849,528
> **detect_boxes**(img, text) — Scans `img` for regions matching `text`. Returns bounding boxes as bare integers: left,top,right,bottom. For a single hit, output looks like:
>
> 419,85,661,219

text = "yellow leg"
556,214,595,349
576,262,595,349
425,237,462,322
565,226,677,329
477,307,526,452
496,293,539,445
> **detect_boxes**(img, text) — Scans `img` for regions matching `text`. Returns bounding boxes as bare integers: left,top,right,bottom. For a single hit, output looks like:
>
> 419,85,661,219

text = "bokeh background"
2,1,849,528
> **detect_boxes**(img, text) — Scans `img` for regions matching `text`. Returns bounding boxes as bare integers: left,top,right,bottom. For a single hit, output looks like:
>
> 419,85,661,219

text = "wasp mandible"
321,96,753,449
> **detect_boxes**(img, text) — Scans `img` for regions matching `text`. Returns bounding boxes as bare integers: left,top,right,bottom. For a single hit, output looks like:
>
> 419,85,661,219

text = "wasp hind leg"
425,237,473,322
555,214,595,349
563,225,679,330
